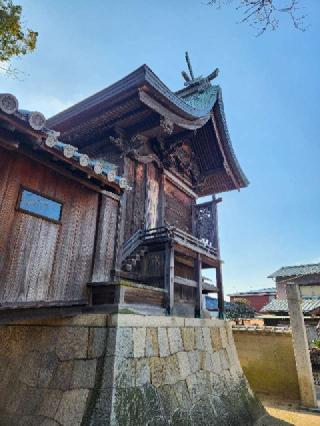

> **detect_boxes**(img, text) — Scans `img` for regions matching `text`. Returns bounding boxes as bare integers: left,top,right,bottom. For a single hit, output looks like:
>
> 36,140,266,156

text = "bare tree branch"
207,0,307,35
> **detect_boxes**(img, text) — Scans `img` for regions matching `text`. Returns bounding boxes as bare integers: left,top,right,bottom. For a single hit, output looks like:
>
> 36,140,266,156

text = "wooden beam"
0,111,44,141
174,276,197,288
195,253,202,317
164,242,174,314
18,144,120,195
0,300,87,324
126,113,160,137
164,170,197,199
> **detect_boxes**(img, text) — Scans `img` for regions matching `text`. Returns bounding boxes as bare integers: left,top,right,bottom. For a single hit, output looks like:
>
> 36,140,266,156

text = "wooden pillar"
164,242,174,315
286,284,317,408
195,253,202,318
112,158,129,280
216,263,224,319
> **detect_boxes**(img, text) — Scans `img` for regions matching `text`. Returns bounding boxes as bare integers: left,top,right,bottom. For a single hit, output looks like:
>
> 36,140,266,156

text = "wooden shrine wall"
123,159,164,242
0,147,105,304
164,178,193,233
123,158,146,242
91,195,119,283
145,163,161,230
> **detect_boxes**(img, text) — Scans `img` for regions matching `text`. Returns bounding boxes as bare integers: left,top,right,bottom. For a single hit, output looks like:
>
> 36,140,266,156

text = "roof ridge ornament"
181,51,219,88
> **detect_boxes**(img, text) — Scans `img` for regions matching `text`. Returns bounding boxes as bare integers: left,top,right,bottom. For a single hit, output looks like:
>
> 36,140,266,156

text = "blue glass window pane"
19,189,62,221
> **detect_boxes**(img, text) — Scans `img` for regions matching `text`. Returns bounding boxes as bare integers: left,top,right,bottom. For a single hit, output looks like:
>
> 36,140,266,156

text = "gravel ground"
264,404,320,426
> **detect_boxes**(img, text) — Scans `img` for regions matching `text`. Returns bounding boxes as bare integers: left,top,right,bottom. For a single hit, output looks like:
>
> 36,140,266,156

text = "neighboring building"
261,299,320,317
204,295,231,317
0,55,248,319
228,288,276,312
0,93,125,322
268,262,320,299
260,299,320,343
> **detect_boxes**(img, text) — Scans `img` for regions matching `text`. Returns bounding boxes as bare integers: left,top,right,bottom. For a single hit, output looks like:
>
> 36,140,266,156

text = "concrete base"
0,314,272,425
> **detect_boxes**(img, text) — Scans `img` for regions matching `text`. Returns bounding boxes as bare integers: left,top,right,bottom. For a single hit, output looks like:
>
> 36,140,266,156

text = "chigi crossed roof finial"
181,51,219,87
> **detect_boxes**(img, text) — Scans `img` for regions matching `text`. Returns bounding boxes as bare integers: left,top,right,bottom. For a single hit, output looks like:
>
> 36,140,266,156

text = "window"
17,188,63,223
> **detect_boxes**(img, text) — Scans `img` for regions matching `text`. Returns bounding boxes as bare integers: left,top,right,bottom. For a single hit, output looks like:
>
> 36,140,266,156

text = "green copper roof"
268,263,320,279
178,85,219,111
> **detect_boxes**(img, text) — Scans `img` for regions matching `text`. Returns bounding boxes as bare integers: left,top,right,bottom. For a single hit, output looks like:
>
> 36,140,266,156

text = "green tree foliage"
225,298,255,324
207,0,306,34
0,0,37,74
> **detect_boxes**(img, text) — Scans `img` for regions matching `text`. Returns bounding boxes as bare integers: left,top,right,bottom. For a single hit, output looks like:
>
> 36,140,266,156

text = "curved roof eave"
47,65,217,130
45,64,248,192
143,66,215,119
140,82,249,191
213,87,249,189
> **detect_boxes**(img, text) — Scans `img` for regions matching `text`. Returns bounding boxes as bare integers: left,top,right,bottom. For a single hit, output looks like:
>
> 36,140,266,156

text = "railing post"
195,253,202,318
164,241,174,315
216,263,224,319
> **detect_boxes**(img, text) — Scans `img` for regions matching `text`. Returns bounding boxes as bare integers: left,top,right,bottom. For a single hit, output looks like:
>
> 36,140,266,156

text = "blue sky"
3,0,320,296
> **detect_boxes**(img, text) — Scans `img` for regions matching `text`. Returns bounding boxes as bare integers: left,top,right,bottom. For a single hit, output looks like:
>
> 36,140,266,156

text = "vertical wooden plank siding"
48,178,98,300
164,179,193,233
91,195,119,282
0,149,99,303
158,173,166,227
123,158,135,241
132,162,146,231
145,163,160,230
0,149,22,277
0,213,58,302
123,158,147,241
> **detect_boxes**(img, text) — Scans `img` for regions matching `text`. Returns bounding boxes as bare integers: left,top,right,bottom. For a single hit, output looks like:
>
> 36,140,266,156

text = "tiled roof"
228,287,276,297
177,83,249,189
178,85,219,111
47,65,249,194
0,94,129,190
261,298,320,314
268,263,320,279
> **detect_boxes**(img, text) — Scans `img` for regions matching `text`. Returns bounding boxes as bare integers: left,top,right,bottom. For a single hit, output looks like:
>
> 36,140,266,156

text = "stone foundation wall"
0,315,266,425
233,326,300,402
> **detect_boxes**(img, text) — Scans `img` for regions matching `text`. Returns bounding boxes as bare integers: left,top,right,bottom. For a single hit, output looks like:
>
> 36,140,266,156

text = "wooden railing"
122,225,218,263
121,229,144,261
172,227,218,257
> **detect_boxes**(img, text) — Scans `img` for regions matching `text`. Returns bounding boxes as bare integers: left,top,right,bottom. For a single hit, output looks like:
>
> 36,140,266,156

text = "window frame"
16,185,64,224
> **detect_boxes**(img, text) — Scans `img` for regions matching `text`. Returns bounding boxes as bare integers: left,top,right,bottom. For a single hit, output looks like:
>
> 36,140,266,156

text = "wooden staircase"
122,245,148,272
121,229,148,272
